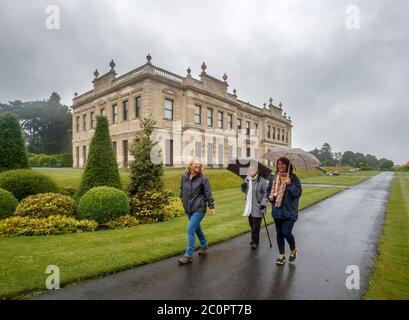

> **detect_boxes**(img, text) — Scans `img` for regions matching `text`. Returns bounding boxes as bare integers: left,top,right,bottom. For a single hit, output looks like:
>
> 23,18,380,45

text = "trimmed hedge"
29,153,73,168
0,215,98,236
77,187,130,224
103,215,139,229
14,193,76,218
0,188,18,219
0,169,59,201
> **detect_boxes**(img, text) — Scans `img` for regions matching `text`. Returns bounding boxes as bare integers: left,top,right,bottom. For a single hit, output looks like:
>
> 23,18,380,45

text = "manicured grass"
394,172,409,177
33,167,323,195
365,175,409,299
301,172,379,186
0,186,344,299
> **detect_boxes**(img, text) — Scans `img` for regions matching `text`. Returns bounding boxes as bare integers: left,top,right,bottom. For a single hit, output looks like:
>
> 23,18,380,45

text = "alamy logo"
45,265,60,290
345,265,360,290
45,5,60,30
345,5,360,30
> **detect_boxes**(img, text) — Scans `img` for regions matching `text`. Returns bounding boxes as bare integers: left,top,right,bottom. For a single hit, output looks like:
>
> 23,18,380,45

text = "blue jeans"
184,211,207,257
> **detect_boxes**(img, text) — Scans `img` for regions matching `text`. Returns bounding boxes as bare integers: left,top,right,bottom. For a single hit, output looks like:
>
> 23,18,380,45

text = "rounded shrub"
15,193,76,218
0,169,59,201
130,190,172,223
77,186,130,224
0,188,19,219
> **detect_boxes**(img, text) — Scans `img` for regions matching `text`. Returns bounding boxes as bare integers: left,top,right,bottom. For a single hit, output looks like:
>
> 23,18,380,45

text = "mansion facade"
71,55,293,168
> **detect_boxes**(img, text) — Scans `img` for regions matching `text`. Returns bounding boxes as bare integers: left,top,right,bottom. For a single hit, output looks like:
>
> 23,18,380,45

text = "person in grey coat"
241,167,269,249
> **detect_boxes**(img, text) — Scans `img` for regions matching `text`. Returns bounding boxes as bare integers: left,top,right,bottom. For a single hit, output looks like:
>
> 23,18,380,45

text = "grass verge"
365,175,409,299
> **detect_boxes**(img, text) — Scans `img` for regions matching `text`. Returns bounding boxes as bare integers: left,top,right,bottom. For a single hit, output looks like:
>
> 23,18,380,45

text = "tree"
75,116,121,199
320,143,334,162
365,154,378,168
128,116,163,195
0,112,29,172
0,92,72,154
341,151,354,166
378,158,394,171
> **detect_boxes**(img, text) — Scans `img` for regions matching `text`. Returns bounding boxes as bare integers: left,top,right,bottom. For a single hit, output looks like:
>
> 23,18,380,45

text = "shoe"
198,246,209,256
275,255,286,265
178,256,193,264
289,248,298,263
250,243,258,250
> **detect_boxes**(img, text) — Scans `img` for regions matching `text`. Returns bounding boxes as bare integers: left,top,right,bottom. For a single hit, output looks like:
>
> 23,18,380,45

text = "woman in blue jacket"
268,157,302,265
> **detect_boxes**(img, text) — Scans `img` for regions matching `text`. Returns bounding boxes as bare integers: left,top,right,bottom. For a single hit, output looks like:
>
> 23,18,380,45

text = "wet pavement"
34,172,394,300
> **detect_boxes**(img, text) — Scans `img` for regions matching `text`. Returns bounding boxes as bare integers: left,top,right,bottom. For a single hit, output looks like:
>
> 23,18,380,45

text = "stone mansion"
71,55,293,168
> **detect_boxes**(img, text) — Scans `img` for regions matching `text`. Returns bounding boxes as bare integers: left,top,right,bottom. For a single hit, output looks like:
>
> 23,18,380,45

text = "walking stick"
261,207,272,248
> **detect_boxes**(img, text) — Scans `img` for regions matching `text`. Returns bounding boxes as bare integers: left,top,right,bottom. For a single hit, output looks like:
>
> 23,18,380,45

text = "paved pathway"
34,172,394,300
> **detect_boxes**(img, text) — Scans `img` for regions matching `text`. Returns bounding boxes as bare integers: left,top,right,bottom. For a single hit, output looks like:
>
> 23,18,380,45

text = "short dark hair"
276,157,294,175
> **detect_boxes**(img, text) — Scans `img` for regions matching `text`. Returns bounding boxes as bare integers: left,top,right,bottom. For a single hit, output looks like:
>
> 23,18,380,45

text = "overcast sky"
1,0,408,163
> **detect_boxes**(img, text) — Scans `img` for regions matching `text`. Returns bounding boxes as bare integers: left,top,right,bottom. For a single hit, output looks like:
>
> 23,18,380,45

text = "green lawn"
0,185,344,299
365,175,409,299
302,171,379,186
33,167,323,195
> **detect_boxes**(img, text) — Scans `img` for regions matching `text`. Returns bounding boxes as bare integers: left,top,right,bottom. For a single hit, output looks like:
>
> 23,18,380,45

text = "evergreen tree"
76,116,121,199
0,112,29,172
128,116,163,195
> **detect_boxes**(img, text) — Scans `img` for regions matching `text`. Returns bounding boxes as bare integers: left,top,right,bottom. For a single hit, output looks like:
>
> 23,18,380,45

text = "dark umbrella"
227,157,272,179
227,157,273,248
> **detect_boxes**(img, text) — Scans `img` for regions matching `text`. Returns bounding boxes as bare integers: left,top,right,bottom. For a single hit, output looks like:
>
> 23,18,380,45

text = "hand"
284,177,291,185
209,208,216,215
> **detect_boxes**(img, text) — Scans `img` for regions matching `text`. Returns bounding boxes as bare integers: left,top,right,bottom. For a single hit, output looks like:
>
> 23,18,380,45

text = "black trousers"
274,218,296,254
248,216,262,245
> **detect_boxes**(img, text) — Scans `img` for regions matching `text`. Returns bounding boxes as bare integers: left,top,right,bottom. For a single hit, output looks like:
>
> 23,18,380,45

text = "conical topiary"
0,112,29,172
76,116,121,199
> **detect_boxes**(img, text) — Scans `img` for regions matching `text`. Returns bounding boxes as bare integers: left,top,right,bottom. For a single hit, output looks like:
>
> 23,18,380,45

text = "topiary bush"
0,215,98,236
76,116,121,199
14,193,76,218
130,190,172,223
0,188,19,219
0,112,29,173
0,169,59,201
77,186,130,224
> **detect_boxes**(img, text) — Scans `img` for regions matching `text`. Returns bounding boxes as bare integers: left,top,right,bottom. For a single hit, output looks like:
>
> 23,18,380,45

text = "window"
83,145,87,165
76,116,80,132
286,131,289,143
76,146,79,167
277,128,280,141
227,114,233,130
100,108,106,116
267,125,271,139
112,142,117,160
217,111,223,129
273,127,276,140
237,118,242,132
165,139,174,166
207,109,213,127
90,112,95,129
123,140,128,168
135,96,141,118
112,105,118,124
194,105,201,124
282,129,285,141
254,123,258,135
164,99,173,120
245,121,250,135
246,147,251,157
123,100,129,121
82,114,87,131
